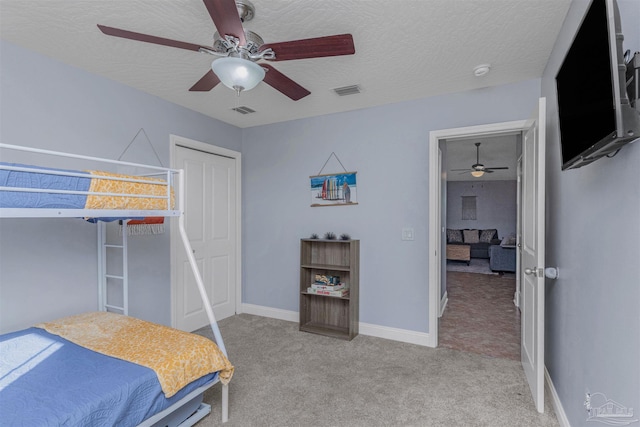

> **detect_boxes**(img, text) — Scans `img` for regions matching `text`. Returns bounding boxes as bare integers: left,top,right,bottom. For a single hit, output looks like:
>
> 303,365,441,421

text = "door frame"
428,119,528,347
169,134,242,329
514,155,523,308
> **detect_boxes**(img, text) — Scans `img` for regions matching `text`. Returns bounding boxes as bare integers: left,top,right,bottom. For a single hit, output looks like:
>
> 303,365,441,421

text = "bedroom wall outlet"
402,228,414,241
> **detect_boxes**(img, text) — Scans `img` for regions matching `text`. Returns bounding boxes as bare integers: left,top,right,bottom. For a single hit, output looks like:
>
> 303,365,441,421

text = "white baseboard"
545,366,570,427
240,303,298,323
439,291,448,317
240,303,432,347
359,322,432,347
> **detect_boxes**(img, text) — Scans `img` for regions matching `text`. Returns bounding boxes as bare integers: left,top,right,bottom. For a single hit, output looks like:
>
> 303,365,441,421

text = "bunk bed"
0,143,232,426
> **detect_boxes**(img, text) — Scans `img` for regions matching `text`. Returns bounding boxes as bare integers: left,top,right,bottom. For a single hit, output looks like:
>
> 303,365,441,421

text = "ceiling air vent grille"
232,106,256,115
333,85,361,96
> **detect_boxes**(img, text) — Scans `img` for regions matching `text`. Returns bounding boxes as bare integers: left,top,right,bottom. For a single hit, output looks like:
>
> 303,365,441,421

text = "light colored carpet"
194,314,558,427
446,258,498,275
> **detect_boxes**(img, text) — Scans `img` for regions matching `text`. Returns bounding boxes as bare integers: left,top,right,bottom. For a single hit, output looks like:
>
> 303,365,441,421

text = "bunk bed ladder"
97,220,129,315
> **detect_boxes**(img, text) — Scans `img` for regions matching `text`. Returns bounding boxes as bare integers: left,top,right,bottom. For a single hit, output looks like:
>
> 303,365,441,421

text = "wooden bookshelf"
299,238,359,340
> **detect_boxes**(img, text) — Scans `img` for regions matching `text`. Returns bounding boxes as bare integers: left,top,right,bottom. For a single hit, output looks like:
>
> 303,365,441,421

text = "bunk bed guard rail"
0,142,228,355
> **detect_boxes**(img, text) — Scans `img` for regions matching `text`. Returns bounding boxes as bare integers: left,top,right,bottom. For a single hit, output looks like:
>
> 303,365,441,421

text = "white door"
175,144,237,331
521,97,546,413
514,156,523,308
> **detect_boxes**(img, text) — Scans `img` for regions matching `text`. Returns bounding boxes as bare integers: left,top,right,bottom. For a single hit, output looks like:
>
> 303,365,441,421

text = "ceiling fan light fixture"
211,57,265,95
471,170,485,178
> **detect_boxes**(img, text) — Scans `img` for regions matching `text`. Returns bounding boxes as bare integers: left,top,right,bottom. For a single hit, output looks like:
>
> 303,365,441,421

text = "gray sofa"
489,244,516,273
446,228,501,259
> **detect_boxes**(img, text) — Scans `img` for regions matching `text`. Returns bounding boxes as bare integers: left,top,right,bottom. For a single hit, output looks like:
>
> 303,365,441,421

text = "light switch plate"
402,227,414,241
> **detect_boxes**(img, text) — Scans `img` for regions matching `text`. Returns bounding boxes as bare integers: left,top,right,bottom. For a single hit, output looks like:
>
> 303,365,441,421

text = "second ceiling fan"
98,0,355,100
452,142,509,177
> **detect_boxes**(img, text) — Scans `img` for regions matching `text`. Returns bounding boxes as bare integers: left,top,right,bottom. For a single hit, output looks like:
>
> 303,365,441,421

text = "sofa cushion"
463,229,479,244
470,242,492,259
501,235,517,247
446,229,463,243
489,244,517,272
479,229,498,243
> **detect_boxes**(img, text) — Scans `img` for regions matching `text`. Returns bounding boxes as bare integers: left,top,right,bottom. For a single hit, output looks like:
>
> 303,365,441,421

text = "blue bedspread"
0,328,216,426
0,163,90,208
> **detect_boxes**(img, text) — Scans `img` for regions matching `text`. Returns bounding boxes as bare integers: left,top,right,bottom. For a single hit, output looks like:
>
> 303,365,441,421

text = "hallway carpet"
440,271,521,360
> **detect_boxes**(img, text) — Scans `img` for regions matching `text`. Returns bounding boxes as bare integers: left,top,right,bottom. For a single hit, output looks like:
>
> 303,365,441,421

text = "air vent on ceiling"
232,106,256,115
333,85,361,96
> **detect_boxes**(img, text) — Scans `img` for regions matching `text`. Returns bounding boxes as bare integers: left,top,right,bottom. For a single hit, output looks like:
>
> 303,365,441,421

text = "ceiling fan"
97,0,355,101
451,142,509,177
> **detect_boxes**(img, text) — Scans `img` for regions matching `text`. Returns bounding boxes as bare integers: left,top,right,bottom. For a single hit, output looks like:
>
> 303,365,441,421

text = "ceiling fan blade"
260,34,355,61
202,0,246,46
97,25,206,52
262,64,311,101
485,167,509,170
189,70,221,91
451,169,472,172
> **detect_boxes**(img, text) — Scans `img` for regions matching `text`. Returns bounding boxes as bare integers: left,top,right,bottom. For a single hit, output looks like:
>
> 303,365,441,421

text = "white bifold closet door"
175,144,237,332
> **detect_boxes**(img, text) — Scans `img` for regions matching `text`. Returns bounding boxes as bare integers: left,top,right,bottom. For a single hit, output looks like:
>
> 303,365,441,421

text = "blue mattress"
0,327,217,426
0,163,91,209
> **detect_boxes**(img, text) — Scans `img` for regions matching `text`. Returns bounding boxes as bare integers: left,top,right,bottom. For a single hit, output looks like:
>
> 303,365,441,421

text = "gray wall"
446,180,517,239
541,0,640,425
0,41,241,333
241,79,541,333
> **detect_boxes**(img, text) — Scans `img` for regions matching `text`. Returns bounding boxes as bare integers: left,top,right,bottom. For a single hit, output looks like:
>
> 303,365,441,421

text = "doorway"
170,135,242,332
428,120,528,351
439,134,521,360
428,98,547,412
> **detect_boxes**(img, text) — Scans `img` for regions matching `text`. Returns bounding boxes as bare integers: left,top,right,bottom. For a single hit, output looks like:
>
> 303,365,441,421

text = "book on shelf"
306,287,350,297
310,282,347,291
314,274,340,285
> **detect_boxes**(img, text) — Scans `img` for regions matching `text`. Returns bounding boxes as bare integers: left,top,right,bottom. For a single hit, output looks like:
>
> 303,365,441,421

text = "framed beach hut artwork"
310,172,358,207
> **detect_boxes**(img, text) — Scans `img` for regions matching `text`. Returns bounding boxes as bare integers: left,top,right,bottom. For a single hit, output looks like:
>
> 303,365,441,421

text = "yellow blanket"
36,312,233,398
85,170,174,210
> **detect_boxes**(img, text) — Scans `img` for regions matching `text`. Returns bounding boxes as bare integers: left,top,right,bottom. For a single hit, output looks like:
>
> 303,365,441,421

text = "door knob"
524,267,538,276
524,267,556,278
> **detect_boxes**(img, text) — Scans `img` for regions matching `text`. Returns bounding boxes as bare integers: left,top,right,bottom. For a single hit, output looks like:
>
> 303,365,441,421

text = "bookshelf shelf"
299,239,359,340
300,263,352,272
301,292,350,301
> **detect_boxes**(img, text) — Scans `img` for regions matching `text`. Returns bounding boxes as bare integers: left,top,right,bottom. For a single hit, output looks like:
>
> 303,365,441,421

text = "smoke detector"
473,64,491,77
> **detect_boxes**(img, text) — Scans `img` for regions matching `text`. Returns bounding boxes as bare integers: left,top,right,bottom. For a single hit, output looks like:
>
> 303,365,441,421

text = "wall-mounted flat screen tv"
555,0,640,170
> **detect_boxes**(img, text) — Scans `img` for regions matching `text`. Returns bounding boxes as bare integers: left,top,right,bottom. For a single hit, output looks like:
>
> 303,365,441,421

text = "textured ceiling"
0,0,571,131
